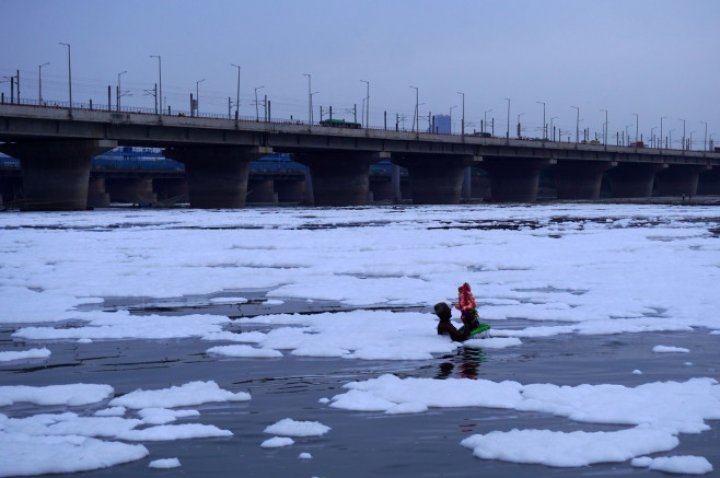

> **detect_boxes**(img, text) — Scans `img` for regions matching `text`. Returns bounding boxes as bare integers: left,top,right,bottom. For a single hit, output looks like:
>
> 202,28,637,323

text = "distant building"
432,114,451,134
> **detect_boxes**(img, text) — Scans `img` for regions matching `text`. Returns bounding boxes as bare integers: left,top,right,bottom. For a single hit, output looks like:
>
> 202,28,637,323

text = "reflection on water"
436,347,487,379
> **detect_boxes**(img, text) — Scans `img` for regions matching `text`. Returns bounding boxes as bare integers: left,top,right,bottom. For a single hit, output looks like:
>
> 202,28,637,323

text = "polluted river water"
0,204,719,477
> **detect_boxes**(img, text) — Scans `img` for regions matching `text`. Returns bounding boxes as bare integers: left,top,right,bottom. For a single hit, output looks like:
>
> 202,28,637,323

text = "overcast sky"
2,0,718,145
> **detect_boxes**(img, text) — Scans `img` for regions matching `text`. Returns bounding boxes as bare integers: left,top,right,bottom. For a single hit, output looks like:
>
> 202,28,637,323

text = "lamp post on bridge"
517,112,525,139
457,91,465,137
254,85,264,122
58,42,72,108
410,86,419,133
195,78,205,116
701,121,708,151
549,116,559,141
600,109,608,146
231,64,241,119
360,79,370,128
303,73,312,125
504,97,511,140
679,118,686,151
150,55,162,114
633,113,639,144
449,105,458,134
660,116,667,150
117,70,127,111
571,105,580,143
536,101,546,139
38,62,50,104
483,109,492,134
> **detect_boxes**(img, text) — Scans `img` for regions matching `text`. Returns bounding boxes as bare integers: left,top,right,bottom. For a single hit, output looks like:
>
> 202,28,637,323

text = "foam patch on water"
461,427,679,467
109,381,250,409
261,436,295,448
631,455,713,475
207,344,283,358
653,345,690,353
148,457,181,469
264,418,331,437
0,347,51,362
0,383,114,407
328,374,720,467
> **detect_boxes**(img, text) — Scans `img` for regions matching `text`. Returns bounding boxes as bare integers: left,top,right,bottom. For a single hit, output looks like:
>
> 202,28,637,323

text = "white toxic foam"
653,345,690,353
0,347,51,362
264,418,331,437
109,380,250,409
631,455,713,475
206,344,282,358
148,457,181,469
261,436,295,448
0,383,114,407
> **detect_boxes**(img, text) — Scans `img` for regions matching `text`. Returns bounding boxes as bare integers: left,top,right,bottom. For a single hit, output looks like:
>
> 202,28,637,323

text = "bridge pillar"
481,158,554,202
87,177,110,208
247,178,277,203
274,179,306,203
370,177,395,202
0,140,116,211
607,163,664,198
697,167,720,195
553,160,615,199
166,145,271,208
293,151,381,206
392,154,476,204
654,165,707,196
106,177,157,205
153,178,189,204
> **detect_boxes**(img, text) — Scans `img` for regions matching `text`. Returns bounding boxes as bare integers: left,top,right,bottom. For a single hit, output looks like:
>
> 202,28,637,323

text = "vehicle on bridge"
629,141,645,148
319,118,361,129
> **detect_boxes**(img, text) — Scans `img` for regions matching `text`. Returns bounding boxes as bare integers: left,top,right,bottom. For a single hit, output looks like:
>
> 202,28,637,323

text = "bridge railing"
2,97,715,153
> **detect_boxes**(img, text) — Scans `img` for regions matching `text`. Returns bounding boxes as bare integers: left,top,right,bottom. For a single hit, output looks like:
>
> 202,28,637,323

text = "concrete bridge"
1,103,719,210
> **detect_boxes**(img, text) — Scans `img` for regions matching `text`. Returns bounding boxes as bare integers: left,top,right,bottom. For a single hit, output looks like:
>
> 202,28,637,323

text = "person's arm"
439,322,467,342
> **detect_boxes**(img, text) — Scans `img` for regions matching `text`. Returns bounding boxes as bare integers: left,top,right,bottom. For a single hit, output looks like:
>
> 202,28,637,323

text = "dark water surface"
1,297,718,478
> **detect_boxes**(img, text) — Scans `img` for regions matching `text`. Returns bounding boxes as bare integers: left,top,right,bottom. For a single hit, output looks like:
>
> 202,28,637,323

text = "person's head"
434,302,452,321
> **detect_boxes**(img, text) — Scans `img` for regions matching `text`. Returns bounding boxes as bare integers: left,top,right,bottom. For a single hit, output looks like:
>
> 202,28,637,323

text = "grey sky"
2,0,718,144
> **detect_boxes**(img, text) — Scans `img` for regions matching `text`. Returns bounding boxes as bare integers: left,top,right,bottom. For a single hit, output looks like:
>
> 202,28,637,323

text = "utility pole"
117,70,127,111
410,86,419,133
254,86,264,122
38,62,49,104
195,78,205,115
571,106,580,143
303,73,312,124
660,116,666,150
536,101,546,139
483,109,492,134
59,42,72,108
701,121,708,151
679,118,686,151
360,79,369,128
457,91,465,137
505,97,511,140
633,113,639,143
231,64,241,119
601,109,608,146
150,55,162,114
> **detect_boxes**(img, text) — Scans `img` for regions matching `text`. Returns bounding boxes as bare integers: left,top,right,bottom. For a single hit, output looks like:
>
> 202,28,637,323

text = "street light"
195,78,205,116
701,121,708,151
231,64,241,119
117,70,127,111
58,42,72,107
679,118,686,150
571,106,580,143
517,112,525,138
449,105,458,134
150,55,162,114
38,61,50,104
457,91,465,137
550,116,559,141
536,101,546,139
660,116,667,150
303,73,312,124
633,113,639,143
601,109,608,145
483,109,492,134
410,86,419,132
360,80,370,128
505,97,511,140
254,85,264,122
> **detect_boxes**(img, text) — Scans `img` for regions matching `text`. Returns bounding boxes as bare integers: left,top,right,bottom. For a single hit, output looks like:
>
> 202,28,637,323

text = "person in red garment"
435,283,488,342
